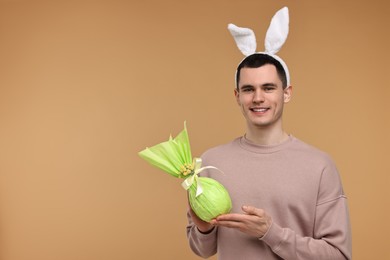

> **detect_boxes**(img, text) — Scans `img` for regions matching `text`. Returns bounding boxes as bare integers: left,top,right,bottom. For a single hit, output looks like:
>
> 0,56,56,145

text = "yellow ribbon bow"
181,158,222,197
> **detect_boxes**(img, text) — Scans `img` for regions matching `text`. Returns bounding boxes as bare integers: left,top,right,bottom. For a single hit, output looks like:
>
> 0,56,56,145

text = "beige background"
0,0,389,259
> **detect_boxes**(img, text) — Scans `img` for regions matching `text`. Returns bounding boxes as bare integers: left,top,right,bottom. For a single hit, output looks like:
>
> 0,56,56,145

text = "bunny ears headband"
228,6,290,86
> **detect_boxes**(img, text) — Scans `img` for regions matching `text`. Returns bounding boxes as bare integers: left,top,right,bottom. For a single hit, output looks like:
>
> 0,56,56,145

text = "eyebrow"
239,82,278,90
262,83,278,87
240,84,254,89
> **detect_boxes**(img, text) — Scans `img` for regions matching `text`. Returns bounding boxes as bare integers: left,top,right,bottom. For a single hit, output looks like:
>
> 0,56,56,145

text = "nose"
252,88,265,103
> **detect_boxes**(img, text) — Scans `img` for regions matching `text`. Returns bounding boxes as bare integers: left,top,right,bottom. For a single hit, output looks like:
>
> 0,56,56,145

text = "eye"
241,87,254,93
264,87,276,92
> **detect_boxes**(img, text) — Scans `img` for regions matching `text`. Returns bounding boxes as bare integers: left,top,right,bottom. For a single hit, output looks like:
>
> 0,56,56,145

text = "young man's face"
234,64,292,131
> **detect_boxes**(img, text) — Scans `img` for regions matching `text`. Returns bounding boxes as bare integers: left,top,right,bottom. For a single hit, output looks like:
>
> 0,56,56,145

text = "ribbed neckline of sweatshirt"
237,134,294,154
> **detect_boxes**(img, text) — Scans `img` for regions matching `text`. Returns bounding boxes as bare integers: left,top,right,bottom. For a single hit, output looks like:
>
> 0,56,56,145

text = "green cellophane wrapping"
138,123,232,222
188,177,232,222
138,123,193,178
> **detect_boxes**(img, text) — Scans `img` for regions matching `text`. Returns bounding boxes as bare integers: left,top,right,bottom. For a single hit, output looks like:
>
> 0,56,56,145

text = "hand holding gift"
138,123,232,222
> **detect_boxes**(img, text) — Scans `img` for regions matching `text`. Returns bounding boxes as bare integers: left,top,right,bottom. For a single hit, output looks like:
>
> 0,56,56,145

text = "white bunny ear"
227,23,257,56
264,7,289,55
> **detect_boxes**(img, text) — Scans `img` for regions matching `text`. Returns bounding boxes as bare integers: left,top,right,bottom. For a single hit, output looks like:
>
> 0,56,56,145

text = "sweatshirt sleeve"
260,159,352,260
186,211,218,258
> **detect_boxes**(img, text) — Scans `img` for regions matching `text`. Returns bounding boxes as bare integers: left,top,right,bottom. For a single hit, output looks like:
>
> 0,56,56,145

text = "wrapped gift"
138,123,232,222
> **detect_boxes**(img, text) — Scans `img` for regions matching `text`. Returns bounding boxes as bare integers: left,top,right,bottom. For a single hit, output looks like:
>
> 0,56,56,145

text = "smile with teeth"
251,107,269,112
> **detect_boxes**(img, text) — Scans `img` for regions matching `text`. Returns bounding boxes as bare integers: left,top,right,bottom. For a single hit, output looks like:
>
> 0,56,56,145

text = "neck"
245,124,288,146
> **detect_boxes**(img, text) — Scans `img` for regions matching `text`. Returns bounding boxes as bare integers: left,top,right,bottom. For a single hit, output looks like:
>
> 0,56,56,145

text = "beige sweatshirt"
187,135,351,260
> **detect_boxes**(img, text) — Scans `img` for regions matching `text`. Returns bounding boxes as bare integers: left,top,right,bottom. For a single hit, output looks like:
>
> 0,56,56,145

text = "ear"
283,85,292,103
234,88,241,105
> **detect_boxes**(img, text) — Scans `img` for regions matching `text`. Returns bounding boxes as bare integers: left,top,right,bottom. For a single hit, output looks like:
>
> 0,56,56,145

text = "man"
186,51,351,259
186,5,353,257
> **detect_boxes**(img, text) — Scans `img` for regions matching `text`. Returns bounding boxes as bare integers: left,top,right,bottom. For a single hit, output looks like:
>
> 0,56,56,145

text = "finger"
188,207,196,217
215,213,246,222
187,192,191,206
209,219,217,225
242,205,264,216
214,219,244,229
188,208,204,222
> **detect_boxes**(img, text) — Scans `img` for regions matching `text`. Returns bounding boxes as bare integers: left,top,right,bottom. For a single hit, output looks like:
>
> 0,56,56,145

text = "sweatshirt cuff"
259,222,285,251
197,226,216,235
196,225,217,236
